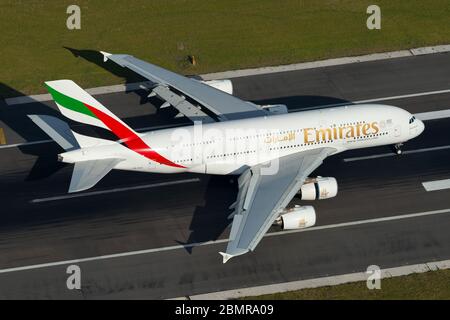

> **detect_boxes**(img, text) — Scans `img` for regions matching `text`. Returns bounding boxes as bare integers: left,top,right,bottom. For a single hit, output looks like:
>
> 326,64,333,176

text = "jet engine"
201,79,233,95
275,205,316,230
298,177,338,200
260,104,288,115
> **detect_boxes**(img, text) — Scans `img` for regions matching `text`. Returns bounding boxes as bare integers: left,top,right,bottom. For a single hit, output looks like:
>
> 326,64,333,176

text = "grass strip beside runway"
242,269,450,300
1,1,450,98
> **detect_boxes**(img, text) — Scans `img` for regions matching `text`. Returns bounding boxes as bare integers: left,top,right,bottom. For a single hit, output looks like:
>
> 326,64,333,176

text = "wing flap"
151,85,215,123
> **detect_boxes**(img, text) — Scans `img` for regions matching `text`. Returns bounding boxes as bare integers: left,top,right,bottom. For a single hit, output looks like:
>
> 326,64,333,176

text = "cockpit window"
409,116,416,124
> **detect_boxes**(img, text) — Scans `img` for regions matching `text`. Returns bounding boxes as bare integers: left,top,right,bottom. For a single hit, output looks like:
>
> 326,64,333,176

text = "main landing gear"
393,143,403,155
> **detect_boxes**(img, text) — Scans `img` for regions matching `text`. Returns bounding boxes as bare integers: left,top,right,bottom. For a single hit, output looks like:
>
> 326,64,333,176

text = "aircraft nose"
411,118,425,138
417,119,425,135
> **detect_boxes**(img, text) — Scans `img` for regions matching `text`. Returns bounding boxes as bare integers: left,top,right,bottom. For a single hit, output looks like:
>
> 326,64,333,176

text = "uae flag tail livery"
28,79,177,193
44,79,145,148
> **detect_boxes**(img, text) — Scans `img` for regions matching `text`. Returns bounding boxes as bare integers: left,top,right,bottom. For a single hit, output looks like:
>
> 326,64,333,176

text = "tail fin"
34,80,155,193
45,80,139,148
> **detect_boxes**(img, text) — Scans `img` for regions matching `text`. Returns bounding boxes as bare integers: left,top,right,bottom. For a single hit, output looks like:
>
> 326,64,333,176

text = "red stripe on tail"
84,103,185,169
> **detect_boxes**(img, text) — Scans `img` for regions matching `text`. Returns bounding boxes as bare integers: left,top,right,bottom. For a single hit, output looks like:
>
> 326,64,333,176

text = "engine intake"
276,205,316,230
298,177,338,200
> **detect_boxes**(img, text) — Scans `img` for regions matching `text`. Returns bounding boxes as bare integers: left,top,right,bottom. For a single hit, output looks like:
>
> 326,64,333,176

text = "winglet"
219,252,234,264
100,51,112,62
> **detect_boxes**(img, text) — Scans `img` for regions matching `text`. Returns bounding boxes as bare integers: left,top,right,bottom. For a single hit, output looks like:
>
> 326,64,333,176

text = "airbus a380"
29,51,424,263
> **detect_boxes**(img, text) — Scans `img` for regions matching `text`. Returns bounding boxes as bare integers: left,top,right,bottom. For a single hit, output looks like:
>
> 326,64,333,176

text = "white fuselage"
60,104,424,174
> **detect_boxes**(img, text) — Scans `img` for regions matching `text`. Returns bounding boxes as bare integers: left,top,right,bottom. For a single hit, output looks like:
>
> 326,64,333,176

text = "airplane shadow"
63,47,151,105
63,47,188,120
0,83,68,180
177,175,237,253
63,47,146,83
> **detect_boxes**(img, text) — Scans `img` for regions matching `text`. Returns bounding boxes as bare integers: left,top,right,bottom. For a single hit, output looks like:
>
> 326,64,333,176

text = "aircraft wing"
221,147,336,263
101,51,266,123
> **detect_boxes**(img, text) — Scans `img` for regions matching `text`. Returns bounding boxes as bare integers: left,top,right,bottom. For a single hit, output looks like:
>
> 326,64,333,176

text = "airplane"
29,51,425,263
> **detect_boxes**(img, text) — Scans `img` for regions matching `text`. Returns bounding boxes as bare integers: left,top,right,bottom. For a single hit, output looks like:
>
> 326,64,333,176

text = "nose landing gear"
393,143,403,155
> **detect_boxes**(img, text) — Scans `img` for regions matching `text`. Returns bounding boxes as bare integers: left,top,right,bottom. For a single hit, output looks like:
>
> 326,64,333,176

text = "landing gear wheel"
393,143,403,155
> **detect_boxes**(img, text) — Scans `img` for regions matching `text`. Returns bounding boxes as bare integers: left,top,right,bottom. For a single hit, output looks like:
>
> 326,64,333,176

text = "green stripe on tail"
45,84,97,119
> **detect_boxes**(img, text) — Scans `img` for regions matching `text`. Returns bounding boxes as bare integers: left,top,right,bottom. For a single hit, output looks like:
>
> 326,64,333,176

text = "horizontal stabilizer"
69,158,123,193
28,115,80,151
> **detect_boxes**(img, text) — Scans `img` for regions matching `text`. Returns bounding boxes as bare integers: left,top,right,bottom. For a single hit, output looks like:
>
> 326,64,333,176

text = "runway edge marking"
30,178,201,203
343,144,450,162
0,123,187,150
0,208,449,275
182,258,450,300
422,178,450,192
290,90,450,112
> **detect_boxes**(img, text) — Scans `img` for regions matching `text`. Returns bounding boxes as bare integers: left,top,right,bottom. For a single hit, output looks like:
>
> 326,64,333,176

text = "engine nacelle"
298,177,338,200
261,104,288,115
278,205,316,230
201,79,233,95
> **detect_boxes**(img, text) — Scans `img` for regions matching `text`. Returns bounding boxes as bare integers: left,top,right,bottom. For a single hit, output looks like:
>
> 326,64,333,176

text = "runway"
0,52,449,299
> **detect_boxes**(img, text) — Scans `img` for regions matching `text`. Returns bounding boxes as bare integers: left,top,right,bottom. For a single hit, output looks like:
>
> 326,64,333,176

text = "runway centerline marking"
290,89,450,111
30,178,201,203
422,179,450,192
0,123,188,149
415,109,450,121
0,207,449,274
343,144,450,162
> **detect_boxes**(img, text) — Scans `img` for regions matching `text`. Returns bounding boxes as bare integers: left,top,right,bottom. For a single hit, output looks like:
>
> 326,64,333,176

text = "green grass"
1,0,450,98
241,269,450,300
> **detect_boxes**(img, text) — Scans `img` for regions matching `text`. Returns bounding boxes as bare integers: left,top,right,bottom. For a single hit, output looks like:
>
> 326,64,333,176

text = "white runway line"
354,89,450,104
290,92,450,112
0,207,449,274
343,145,450,162
187,259,450,300
422,179,450,192
0,139,52,149
30,178,200,203
415,109,450,121
202,44,450,80
0,123,187,150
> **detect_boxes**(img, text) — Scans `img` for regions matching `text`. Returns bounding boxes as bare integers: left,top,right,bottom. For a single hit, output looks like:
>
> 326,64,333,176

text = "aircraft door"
193,146,206,173
394,125,401,137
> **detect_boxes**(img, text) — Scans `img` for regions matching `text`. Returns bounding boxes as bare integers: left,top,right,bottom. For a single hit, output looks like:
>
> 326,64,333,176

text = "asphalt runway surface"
0,52,449,299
